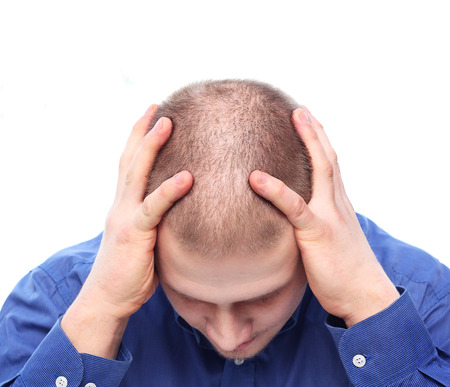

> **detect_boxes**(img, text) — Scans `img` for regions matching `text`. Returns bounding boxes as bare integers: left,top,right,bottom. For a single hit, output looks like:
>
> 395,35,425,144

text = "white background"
1,0,449,307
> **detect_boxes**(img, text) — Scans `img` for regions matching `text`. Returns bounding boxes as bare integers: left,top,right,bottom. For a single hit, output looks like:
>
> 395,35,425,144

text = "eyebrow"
164,282,287,304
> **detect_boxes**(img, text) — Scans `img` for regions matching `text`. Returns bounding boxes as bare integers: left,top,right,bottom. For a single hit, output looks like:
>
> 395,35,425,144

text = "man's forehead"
156,222,300,303
163,279,291,305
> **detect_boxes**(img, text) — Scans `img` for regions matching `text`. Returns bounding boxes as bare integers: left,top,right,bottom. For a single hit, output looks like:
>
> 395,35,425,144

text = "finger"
117,105,158,192
302,107,336,163
249,170,317,231
135,171,193,231
292,108,335,201
121,117,173,203
297,107,351,208
302,107,341,182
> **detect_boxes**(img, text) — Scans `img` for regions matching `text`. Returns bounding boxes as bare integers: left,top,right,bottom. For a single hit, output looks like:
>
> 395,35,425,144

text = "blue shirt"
1,214,449,386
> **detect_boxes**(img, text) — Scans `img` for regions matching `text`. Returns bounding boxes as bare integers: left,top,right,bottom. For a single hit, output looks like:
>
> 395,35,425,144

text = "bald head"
147,80,311,257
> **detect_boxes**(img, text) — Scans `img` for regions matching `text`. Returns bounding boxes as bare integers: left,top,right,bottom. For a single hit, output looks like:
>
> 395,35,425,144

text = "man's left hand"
250,107,399,327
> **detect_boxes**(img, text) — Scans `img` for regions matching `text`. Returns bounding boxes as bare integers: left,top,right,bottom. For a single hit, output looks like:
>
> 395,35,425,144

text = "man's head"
148,80,312,359
147,79,311,257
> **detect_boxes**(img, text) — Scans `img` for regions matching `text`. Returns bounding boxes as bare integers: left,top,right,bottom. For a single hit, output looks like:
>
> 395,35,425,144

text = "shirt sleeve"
326,287,450,386
0,265,131,387
16,318,132,387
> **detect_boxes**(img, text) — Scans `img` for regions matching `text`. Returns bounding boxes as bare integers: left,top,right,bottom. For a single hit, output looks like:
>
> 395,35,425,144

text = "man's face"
156,224,307,360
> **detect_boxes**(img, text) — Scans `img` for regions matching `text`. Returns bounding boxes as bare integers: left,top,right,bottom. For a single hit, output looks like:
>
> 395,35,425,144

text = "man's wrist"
342,280,400,327
61,293,129,360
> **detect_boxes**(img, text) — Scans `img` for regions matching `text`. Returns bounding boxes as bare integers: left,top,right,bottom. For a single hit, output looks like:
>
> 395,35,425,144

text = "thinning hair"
147,80,311,257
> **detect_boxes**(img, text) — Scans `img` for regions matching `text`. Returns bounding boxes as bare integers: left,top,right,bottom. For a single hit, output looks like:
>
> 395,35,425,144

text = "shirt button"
352,354,366,368
234,358,245,366
85,384,97,387
55,376,68,387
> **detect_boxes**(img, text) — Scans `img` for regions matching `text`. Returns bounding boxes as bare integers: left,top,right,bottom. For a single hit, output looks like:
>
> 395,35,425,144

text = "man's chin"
213,331,276,360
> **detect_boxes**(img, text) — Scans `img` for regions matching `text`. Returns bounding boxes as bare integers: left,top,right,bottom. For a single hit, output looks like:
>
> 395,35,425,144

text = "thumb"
249,170,317,231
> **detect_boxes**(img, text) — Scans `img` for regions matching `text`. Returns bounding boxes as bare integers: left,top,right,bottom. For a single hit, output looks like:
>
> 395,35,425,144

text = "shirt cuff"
20,317,132,387
325,287,437,386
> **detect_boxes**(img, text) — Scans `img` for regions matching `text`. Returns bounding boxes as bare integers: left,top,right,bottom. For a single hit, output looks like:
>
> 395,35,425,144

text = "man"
0,80,449,386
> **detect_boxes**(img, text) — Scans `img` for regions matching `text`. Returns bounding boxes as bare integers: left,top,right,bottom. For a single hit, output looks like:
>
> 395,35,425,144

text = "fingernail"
145,104,157,115
152,118,163,132
258,171,268,184
297,109,311,124
175,171,185,184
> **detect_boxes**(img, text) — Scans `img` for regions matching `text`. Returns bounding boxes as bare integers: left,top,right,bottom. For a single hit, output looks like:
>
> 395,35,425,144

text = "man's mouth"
235,336,256,351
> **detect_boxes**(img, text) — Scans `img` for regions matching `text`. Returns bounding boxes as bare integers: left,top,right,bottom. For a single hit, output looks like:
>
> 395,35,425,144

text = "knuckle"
319,160,334,179
142,191,166,227
273,179,288,198
308,127,320,142
290,196,307,219
159,178,180,205
142,194,157,219
123,167,135,188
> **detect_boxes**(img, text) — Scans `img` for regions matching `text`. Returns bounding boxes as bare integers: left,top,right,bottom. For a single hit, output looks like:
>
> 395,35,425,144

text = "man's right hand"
61,106,193,359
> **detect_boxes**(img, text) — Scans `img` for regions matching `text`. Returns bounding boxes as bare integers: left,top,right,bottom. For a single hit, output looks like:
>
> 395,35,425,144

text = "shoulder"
39,233,102,282
36,233,103,306
357,214,450,317
2,233,102,314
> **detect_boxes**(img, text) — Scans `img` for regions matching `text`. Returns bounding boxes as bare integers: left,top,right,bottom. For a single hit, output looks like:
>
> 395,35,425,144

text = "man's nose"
205,306,252,352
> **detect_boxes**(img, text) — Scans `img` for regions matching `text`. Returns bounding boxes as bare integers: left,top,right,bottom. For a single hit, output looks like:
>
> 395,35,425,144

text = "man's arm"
250,107,450,385
61,107,192,359
0,107,193,386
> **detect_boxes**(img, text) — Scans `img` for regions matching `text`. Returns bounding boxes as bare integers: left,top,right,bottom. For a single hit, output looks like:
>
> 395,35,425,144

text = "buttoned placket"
220,358,255,387
55,377,97,387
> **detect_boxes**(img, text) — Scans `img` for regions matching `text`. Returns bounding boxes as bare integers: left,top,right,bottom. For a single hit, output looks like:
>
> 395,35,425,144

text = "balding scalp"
147,80,311,257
